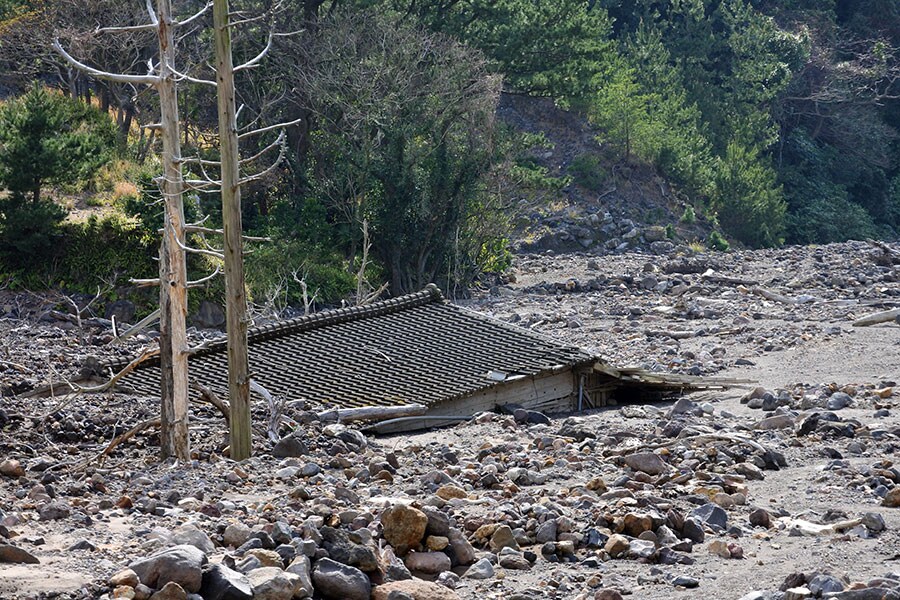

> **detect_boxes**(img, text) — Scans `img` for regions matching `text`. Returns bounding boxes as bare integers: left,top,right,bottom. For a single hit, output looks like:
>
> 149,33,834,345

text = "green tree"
0,84,116,266
712,140,786,247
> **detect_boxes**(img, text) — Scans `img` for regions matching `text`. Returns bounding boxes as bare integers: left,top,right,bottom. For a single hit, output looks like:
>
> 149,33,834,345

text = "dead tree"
54,0,211,461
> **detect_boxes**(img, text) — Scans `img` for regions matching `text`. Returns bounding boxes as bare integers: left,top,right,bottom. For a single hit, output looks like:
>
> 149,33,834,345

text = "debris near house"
0,240,898,599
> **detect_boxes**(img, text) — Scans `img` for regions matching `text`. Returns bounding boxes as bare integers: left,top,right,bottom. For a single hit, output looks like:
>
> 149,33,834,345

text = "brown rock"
0,459,24,477
623,452,667,475
883,487,900,508
622,513,653,537
435,485,467,500
109,569,140,588
244,549,284,568
488,525,519,552
149,582,187,600
604,534,629,558
112,586,136,599
0,544,39,564
381,504,428,554
595,590,624,600
372,579,461,600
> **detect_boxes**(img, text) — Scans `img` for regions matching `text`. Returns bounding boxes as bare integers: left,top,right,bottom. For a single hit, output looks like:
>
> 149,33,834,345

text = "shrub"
569,153,608,192
680,205,696,224
707,230,730,252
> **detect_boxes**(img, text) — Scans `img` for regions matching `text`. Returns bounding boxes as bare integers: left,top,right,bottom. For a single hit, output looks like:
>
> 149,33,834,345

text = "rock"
149,582,187,600
223,523,252,548
627,539,655,559
681,518,705,543
321,527,379,572
425,536,449,551
110,569,140,588
489,525,519,552
604,534,629,558
285,556,313,599
446,529,476,566
247,567,300,600
38,500,70,520
535,520,557,543
0,459,24,477
861,512,886,533
200,564,253,600
435,485,466,501
672,576,699,588
689,503,728,530
808,574,845,596
129,544,208,593
311,558,371,600
244,549,283,568
405,551,451,574
498,552,532,570
755,414,795,430
749,508,771,528
422,506,450,537
381,505,429,555
623,452,667,475
558,417,595,441
883,487,900,508
783,587,812,600
272,434,308,458
594,590,624,600
0,544,39,564
826,392,853,410
372,579,461,600
172,525,215,555
464,558,494,580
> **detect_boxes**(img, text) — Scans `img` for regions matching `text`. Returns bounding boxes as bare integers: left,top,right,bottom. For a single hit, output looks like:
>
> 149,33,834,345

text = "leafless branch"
187,266,222,288
238,117,303,139
53,40,159,86
174,2,212,28
234,31,273,73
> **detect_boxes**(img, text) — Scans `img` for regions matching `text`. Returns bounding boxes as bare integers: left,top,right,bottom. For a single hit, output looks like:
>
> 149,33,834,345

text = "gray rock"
422,506,450,537
223,523,252,548
465,558,494,580
673,575,700,588
172,526,215,555
200,563,253,600
285,556,313,599
272,435,308,458
321,527,379,572
558,417,595,441
446,528,476,566
312,558,371,600
38,501,70,521
535,520,557,543
105,300,136,324
129,544,208,593
808,574,844,596
624,451,667,475
247,567,297,600
489,525,519,552
404,551,452,574
681,518,705,543
826,392,853,410
689,503,728,530
755,414,795,430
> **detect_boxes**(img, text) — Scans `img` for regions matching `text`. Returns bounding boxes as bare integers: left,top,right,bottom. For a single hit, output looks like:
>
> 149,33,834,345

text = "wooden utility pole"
213,0,251,460
156,0,191,461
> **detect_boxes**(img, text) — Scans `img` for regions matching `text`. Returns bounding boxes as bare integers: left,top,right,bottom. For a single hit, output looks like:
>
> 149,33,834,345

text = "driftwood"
191,381,230,424
852,307,900,327
701,269,759,286
317,403,427,424
751,286,817,305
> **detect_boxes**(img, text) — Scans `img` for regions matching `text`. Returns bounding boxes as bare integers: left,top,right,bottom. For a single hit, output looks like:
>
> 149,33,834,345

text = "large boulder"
129,545,208,593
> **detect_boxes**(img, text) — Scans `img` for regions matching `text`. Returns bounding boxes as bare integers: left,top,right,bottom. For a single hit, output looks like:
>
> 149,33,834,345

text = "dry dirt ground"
0,241,899,600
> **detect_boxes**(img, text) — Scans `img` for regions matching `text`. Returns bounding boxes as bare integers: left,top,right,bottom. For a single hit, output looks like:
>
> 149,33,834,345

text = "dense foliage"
0,0,899,304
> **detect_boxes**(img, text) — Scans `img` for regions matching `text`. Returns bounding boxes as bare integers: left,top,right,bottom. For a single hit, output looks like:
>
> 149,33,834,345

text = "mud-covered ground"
0,241,899,600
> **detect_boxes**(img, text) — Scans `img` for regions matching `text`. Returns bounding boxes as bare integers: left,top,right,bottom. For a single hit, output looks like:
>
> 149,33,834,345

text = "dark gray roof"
111,285,595,409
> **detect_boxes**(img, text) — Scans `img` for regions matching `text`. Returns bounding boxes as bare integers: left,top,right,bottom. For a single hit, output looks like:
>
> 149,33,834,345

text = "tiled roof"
109,285,595,409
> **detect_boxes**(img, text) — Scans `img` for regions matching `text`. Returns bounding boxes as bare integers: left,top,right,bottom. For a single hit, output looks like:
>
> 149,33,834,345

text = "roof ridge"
99,284,446,369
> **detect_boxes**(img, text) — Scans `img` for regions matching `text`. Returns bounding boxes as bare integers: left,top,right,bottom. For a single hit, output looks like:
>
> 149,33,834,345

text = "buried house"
82,285,739,432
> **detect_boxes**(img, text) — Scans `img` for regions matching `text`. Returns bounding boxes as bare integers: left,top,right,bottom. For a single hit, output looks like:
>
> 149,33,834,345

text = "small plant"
707,230,730,252
665,223,676,239
680,205,696,224
569,153,608,192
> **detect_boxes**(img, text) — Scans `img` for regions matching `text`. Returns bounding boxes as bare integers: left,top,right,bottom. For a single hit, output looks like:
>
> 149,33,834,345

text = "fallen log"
751,286,817,305
852,307,900,327
317,403,427,424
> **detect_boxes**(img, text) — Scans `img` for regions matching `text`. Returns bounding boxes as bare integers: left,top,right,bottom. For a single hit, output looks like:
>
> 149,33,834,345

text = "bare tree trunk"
156,0,190,461
213,0,251,460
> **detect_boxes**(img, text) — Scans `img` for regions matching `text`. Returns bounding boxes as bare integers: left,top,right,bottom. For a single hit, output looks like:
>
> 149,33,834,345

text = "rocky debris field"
0,241,898,600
